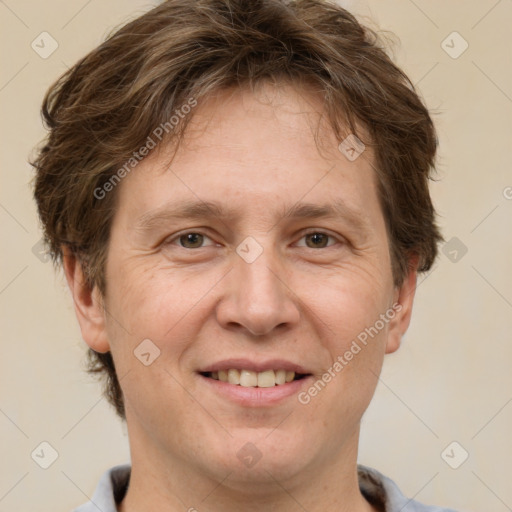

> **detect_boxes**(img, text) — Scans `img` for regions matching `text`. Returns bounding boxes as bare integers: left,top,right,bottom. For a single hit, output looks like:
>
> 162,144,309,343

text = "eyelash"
165,229,342,249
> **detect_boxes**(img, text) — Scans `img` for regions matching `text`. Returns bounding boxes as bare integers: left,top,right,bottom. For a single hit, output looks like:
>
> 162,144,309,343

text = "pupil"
308,233,327,248
181,233,203,248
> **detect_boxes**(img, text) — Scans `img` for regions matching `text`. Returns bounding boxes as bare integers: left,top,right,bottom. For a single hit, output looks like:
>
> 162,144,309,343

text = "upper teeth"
211,369,296,387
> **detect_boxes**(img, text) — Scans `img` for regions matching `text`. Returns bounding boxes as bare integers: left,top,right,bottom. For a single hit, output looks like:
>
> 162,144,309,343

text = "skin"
64,82,417,512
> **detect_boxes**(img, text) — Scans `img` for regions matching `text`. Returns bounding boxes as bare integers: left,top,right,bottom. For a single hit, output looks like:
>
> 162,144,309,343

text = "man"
32,1,456,510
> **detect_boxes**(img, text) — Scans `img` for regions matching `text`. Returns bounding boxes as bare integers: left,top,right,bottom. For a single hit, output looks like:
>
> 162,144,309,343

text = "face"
68,83,416,488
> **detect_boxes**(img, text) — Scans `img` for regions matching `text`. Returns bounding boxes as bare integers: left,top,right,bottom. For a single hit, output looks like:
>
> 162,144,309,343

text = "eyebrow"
135,198,370,233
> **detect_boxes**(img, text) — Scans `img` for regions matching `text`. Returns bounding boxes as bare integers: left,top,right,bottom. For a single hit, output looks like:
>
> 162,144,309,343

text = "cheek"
299,257,393,343
295,259,393,400
299,306,390,434
102,259,222,364
108,259,190,324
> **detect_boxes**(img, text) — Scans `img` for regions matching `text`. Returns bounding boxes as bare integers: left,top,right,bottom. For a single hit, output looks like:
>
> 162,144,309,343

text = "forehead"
113,83,383,234
171,82,367,167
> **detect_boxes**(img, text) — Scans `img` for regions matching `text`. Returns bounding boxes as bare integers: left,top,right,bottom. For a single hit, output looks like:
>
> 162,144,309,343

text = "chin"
203,428,317,485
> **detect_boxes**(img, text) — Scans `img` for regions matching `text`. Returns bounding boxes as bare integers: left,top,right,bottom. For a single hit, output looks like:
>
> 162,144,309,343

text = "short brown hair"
32,0,442,419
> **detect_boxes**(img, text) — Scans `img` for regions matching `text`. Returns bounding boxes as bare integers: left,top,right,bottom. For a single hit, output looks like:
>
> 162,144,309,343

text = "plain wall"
1,1,511,511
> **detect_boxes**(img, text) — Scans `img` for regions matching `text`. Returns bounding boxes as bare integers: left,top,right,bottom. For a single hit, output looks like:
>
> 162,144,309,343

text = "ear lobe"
385,258,419,355
62,248,111,354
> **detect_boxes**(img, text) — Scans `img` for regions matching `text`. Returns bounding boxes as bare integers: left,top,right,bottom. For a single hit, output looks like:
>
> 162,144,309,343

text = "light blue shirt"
72,464,458,511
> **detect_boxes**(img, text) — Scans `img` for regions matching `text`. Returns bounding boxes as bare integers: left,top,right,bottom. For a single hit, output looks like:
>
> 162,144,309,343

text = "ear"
62,248,110,353
385,256,419,354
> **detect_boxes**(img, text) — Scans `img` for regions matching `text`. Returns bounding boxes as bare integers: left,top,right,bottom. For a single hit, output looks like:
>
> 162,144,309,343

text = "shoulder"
72,463,459,512
70,464,131,512
358,465,459,512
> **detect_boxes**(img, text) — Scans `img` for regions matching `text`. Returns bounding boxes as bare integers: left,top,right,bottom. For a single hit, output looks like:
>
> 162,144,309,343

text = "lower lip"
198,373,312,407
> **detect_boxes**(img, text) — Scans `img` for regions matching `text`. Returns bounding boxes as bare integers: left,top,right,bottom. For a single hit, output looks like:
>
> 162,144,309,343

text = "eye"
296,231,339,249
167,231,215,249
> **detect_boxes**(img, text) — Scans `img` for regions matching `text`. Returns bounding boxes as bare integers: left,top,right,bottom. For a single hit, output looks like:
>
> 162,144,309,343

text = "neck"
118,424,378,512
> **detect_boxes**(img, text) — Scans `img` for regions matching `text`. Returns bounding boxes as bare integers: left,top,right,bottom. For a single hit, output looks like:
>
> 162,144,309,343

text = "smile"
202,369,309,388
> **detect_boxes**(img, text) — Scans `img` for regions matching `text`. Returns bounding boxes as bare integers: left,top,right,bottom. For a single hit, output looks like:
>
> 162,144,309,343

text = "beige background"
1,1,511,511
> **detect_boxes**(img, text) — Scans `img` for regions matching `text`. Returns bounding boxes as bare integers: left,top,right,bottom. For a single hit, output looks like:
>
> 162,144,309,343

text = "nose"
215,246,301,337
